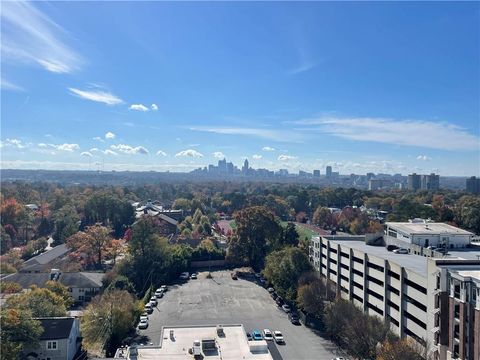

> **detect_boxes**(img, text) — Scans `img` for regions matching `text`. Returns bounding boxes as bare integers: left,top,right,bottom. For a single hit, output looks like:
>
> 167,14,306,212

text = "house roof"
386,222,474,236
20,244,69,271
37,317,75,340
1,272,104,291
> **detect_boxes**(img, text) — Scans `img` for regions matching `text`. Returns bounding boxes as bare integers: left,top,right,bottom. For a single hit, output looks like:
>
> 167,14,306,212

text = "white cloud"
189,127,304,143
68,87,123,105
416,155,432,161
56,143,79,152
1,138,26,149
90,147,100,152
1,77,24,92
151,104,158,111
129,104,149,112
175,149,204,158
1,1,82,73
294,116,479,151
38,143,49,148
80,151,93,158
111,144,149,155
93,136,104,142
105,131,115,139
212,151,225,159
278,155,298,161
156,150,167,156
252,154,262,160
262,146,275,152
104,149,118,156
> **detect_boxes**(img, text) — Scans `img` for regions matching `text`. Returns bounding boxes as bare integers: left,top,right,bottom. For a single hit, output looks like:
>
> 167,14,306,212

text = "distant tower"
242,159,249,175
326,166,332,178
408,173,421,191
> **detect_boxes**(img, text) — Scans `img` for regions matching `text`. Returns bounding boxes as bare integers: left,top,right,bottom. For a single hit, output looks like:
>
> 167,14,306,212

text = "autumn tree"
45,280,74,308
67,224,113,269
312,206,333,228
377,338,429,360
0,308,43,360
296,278,326,317
227,206,282,269
81,290,141,357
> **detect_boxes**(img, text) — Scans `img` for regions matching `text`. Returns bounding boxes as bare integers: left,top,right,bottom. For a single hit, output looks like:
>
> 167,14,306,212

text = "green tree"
227,206,282,269
282,222,299,247
53,204,79,243
6,286,68,317
0,308,43,360
296,278,326,317
263,247,312,302
45,280,74,308
457,196,480,233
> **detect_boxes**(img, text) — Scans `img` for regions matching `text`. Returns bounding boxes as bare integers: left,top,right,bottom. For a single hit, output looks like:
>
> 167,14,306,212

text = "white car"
263,329,273,341
190,273,197,279
140,314,148,322
273,331,284,344
161,285,168,292
282,304,291,313
179,272,190,280
150,296,158,306
393,248,409,254
138,319,148,329
144,303,153,314
155,289,164,298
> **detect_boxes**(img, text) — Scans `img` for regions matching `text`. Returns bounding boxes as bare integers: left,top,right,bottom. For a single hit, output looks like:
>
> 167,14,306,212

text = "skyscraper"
466,176,480,194
421,173,440,191
408,173,421,191
326,166,332,178
242,159,249,175
218,158,227,173
313,170,320,178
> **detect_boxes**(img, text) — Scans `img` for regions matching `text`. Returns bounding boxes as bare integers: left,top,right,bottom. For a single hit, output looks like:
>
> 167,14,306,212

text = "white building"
114,324,273,360
310,235,480,360
385,221,474,249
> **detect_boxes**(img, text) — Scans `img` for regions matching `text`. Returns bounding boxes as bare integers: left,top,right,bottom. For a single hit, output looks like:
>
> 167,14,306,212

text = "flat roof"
325,237,429,277
456,271,480,281
120,325,273,360
386,222,473,236
444,247,480,261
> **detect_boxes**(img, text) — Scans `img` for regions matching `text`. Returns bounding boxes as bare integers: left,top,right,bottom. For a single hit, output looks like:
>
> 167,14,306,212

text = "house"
2,270,104,305
24,317,83,360
20,244,70,273
134,200,183,221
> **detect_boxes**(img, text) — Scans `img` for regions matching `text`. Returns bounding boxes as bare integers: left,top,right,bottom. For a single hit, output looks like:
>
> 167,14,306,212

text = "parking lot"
138,270,341,360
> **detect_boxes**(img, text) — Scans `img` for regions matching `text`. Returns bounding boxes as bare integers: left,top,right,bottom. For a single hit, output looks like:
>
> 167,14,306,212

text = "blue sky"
1,1,479,176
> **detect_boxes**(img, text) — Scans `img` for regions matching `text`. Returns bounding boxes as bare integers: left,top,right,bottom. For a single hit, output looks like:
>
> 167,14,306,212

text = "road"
138,270,342,360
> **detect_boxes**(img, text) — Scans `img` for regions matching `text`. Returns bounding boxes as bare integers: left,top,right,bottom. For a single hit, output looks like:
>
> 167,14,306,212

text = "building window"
46,341,58,350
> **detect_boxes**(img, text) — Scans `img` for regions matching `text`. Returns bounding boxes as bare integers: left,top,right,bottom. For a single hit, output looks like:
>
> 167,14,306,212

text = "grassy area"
295,224,317,241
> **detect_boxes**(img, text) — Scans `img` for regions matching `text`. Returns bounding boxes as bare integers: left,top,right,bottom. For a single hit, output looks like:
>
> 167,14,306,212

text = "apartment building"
310,235,480,360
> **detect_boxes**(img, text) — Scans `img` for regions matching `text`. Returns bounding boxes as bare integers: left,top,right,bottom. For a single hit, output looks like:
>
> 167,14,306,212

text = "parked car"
150,296,158,306
386,245,399,252
231,272,238,280
288,312,300,325
254,273,261,279
267,287,275,293
393,248,409,254
144,303,153,314
190,273,197,279
275,297,284,306
273,331,284,344
179,272,190,280
282,304,291,313
271,292,278,300
155,289,164,298
252,330,263,340
140,314,148,321
138,319,149,329
263,329,273,341
246,332,252,341
161,285,168,292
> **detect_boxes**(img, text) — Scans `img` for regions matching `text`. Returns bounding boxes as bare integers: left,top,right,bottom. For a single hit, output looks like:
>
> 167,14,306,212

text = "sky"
1,1,479,176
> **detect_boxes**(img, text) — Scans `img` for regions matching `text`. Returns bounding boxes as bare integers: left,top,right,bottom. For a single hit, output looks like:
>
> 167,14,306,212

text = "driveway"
139,270,342,360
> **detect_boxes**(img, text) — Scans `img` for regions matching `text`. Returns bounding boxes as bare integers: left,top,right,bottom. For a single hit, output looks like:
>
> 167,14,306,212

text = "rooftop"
116,325,273,360
37,317,76,340
323,236,429,276
386,222,474,236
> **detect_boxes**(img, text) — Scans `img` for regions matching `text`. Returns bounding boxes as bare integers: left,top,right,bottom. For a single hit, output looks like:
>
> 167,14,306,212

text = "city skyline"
2,1,479,176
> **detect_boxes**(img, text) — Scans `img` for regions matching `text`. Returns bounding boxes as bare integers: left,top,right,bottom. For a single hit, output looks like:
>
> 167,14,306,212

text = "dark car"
276,297,284,306
231,272,238,280
288,312,301,325
246,332,252,341
271,292,278,300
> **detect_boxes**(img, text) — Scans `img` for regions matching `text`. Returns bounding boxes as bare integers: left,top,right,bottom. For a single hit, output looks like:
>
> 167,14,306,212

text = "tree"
81,290,141,357
324,299,361,346
377,338,428,360
0,281,22,294
227,206,282,269
6,286,68,317
296,278,326,317
312,206,332,228
0,308,43,360
45,280,74,308
53,204,79,243
456,196,480,234
263,247,312,302
67,224,113,269
282,222,299,247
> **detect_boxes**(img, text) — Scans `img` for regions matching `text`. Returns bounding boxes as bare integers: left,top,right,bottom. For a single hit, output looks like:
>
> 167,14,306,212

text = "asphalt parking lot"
139,270,341,360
